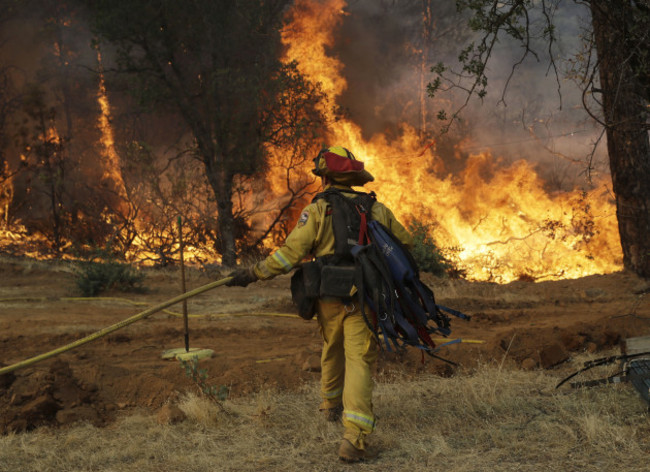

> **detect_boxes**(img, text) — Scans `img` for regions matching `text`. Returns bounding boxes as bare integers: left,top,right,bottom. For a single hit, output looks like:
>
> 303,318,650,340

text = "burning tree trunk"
590,1,650,277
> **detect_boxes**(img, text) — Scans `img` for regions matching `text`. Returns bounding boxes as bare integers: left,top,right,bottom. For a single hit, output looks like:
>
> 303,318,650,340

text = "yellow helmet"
312,146,374,186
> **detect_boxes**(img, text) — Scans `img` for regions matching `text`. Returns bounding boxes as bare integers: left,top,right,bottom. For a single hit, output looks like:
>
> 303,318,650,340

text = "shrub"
75,255,146,297
180,356,230,413
408,219,455,277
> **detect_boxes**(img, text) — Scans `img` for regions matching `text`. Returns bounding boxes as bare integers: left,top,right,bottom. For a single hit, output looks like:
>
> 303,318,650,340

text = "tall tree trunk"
205,162,237,267
591,0,650,278
419,0,433,140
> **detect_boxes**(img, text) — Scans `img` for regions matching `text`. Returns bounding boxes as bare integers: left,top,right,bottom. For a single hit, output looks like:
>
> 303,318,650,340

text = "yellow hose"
0,296,299,319
0,284,482,375
0,276,233,376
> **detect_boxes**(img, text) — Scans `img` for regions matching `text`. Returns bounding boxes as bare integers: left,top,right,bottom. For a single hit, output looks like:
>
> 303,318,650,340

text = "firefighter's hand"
225,267,258,287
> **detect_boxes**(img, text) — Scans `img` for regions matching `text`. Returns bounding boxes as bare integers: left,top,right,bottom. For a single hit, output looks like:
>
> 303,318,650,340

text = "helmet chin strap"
322,176,342,188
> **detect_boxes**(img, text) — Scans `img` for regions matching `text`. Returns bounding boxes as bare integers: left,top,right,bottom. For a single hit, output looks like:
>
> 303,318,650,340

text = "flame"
0,160,13,228
281,0,622,282
0,1,623,279
283,0,347,106
96,50,127,200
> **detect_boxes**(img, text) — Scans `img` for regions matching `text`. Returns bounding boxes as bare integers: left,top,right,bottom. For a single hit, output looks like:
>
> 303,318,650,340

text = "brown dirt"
1,257,649,434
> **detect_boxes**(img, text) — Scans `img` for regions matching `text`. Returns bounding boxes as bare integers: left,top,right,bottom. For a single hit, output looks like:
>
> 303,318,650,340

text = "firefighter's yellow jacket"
253,184,412,279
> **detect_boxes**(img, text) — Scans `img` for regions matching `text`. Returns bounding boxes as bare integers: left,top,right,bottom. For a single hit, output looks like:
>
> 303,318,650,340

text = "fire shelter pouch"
319,265,355,299
290,261,321,320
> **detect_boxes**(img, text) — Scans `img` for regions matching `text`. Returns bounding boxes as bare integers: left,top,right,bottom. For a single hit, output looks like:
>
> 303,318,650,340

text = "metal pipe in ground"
178,216,189,352
0,277,233,376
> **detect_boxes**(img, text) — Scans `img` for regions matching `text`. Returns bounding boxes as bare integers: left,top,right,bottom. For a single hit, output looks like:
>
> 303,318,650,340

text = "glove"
225,267,258,287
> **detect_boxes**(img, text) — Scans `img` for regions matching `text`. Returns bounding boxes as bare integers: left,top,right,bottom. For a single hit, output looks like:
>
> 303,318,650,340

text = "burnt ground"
1,257,649,434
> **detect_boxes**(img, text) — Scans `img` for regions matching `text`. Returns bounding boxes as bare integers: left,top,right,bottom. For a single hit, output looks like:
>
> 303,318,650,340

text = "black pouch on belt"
319,265,355,300
290,260,321,320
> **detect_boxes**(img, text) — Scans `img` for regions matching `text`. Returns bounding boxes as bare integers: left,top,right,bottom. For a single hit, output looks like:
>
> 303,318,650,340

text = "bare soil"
1,257,649,434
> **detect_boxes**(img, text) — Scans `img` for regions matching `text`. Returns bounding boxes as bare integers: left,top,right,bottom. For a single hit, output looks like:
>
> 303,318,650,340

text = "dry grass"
1,361,649,472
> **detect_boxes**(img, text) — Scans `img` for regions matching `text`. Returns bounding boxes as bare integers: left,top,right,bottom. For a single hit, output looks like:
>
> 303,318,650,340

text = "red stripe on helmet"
322,152,365,173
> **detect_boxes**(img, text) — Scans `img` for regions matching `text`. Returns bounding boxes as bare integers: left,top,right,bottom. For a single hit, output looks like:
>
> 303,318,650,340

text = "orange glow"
281,0,622,282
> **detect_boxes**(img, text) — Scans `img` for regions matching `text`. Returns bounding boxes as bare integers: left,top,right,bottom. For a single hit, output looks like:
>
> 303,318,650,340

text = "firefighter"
226,146,412,462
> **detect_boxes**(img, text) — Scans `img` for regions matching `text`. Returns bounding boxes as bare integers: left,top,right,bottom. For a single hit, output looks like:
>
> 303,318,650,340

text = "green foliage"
75,249,145,296
408,219,455,277
428,0,559,130
180,356,229,412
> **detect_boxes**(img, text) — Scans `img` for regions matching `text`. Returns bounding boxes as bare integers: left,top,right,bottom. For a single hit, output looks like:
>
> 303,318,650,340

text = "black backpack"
291,188,374,319
291,188,469,360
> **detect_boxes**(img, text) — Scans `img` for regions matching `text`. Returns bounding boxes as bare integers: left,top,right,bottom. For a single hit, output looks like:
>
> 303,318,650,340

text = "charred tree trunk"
204,159,237,267
591,0,650,278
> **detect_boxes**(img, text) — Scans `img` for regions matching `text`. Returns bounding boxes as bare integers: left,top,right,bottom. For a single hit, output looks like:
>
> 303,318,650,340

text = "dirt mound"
1,359,104,433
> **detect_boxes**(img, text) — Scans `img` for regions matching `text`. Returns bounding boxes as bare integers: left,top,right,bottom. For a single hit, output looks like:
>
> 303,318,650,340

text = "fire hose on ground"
0,277,485,376
0,296,301,319
0,276,235,376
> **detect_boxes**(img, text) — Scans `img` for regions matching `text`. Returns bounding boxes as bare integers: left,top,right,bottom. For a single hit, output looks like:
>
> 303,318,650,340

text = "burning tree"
428,0,650,278
15,85,69,252
0,69,17,227
87,0,327,266
0,0,130,257
0,2,21,228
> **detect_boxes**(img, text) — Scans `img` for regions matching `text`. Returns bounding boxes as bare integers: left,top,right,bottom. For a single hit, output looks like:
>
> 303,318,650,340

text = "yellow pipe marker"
0,277,233,376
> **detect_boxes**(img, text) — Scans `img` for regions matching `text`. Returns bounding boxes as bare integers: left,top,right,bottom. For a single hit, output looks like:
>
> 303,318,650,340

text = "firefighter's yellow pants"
317,298,378,450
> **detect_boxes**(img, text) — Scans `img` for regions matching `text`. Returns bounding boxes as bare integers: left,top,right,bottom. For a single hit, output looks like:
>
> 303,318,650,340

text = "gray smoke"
332,0,608,190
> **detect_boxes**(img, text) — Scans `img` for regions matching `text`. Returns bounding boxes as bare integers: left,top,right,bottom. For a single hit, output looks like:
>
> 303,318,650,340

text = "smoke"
330,0,608,190
1,3,103,157
329,1,423,139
